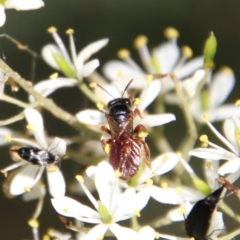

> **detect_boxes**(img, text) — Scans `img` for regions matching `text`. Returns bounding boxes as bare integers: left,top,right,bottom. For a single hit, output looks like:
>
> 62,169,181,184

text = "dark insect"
185,187,224,240
100,80,151,180
217,176,240,197
11,147,61,167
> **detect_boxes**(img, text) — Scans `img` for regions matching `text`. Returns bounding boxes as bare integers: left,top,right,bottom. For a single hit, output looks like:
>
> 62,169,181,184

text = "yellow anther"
190,237,195,240
176,151,182,157
155,231,160,239
26,124,35,132
63,207,69,213
164,27,179,39
115,169,122,177
5,134,12,142
47,26,57,33
1,170,7,177
89,82,97,88
97,233,104,240
104,143,111,154
134,35,148,49
138,131,148,138
117,70,123,77
133,209,141,217
49,72,58,79
203,115,211,122
205,161,212,169
28,219,39,228
133,98,140,106
220,66,233,76
24,186,31,192
75,175,84,183
199,134,208,143
42,235,50,240
146,179,153,186
146,74,153,83
176,186,183,195
178,205,185,215
162,154,168,162
160,181,168,189
181,46,193,58
235,99,240,106
48,165,58,172
97,102,105,111
47,228,55,236
117,49,130,59
66,28,74,35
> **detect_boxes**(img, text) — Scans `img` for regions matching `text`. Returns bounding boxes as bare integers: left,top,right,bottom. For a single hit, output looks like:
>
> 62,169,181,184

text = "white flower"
103,27,203,92
0,0,44,27
190,67,240,123
190,118,240,178
51,161,150,240
76,79,176,131
1,108,66,197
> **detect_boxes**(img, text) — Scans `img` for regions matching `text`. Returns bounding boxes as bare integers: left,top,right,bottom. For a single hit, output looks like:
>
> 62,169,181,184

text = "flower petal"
47,168,65,197
22,181,46,201
138,226,155,240
217,158,240,175
51,196,101,223
48,137,66,156
141,113,176,128
5,0,44,10
78,59,99,78
207,211,224,239
110,223,139,240
81,224,108,240
76,109,106,126
77,38,109,63
0,5,6,27
0,127,13,145
24,108,48,149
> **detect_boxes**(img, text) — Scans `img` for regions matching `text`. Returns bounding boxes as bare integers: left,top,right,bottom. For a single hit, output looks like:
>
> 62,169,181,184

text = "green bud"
192,177,211,195
52,52,76,78
203,32,217,69
200,89,209,111
127,164,143,187
0,0,7,5
98,203,112,224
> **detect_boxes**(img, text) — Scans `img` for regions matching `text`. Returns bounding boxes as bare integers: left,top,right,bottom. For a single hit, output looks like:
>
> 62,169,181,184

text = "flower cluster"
1,19,240,240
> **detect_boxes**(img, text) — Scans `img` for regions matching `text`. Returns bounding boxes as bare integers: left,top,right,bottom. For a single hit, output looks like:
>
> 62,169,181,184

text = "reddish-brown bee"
217,177,240,197
100,81,151,180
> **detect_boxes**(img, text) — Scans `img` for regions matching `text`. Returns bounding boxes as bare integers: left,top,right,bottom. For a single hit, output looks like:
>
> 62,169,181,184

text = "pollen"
49,72,58,79
134,35,148,49
146,74,153,83
24,186,31,192
28,218,39,228
176,186,183,195
43,235,50,240
104,143,111,154
178,205,185,215
176,151,182,157
235,99,240,106
162,154,168,162
181,46,193,58
5,134,12,142
48,165,57,172
160,181,168,189
115,169,122,177
203,115,211,122
117,49,130,59
138,131,148,138
1,170,7,177
199,134,208,144
117,69,123,77
26,124,35,132
133,209,141,217
155,231,160,239
164,27,179,39
66,28,74,35
75,175,84,183
63,207,69,213
133,98,140,106
146,179,153,186
220,66,233,76
47,26,57,33
96,102,105,111
89,82,97,88
205,161,212,169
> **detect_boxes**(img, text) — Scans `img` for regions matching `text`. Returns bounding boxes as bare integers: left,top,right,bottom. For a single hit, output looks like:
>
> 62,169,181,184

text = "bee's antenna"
90,82,115,99
122,79,133,98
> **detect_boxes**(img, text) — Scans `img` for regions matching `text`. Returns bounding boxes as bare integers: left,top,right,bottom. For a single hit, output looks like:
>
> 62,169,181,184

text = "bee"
10,147,61,167
185,187,224,240
217,177,240,197
100,80,151,180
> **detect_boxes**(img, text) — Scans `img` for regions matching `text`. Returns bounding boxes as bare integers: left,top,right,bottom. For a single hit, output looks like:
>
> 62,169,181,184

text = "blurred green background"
0,0,240,239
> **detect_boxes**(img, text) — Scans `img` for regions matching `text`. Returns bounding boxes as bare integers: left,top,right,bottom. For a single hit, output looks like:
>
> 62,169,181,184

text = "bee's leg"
101,138,112,155
100,126,111,135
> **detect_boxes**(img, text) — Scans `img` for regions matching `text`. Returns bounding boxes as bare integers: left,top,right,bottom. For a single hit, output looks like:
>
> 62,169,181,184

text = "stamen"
66,28,74,35
115,169,122,178
75,175,84,183
176,186,183,195
117,49,130,59
24,186,31,192
26,124,35,132
163,27,179,39
47,165,57,172
205,161,212,169
134,35,148,49
28,219,39,228
104,143,111,154
138,131,148,138
181,46,193,59
155,231,160,239
133,98,140,106
1,170,7,177
43,235,50,240
203,115,211,122
49,72,58,79
96,102,105,111
176,151,182,157
5,134,11,142
146,74,153,83
178,205,185,215
235,99,240,106
199,134,209,144
160,181,168,189
220,66,233,75
133,209,141,217
146,179,153,186
89,82,97,88
47,26,57,34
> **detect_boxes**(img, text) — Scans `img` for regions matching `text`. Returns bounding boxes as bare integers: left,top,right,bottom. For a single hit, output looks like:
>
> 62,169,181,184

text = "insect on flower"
10,147,61,167
185,187,224,240
217,177,240,197
99,80,151,180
